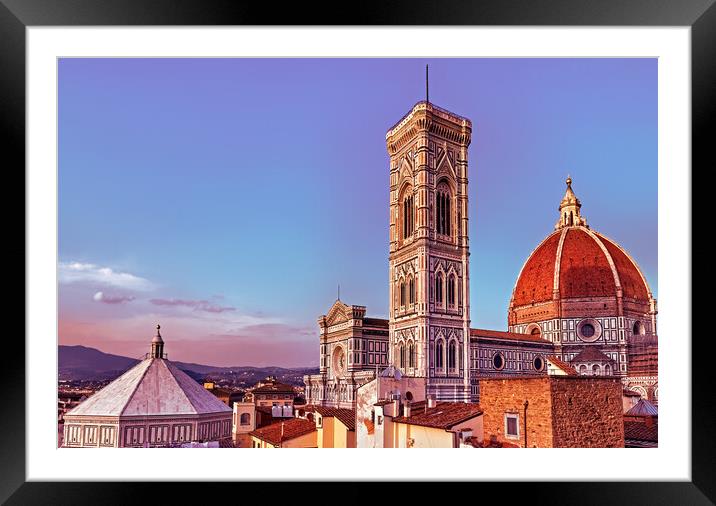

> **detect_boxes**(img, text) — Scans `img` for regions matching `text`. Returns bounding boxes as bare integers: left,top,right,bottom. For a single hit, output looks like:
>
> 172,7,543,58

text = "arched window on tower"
409,277,415,305
436,185,452,237
435,273,444,304
399,282,406,307
447,274,456,306
446,194,451,236
448,341,457,371
402,194,414,240
408,342,415,368
435,339,444,369
399,343,406,369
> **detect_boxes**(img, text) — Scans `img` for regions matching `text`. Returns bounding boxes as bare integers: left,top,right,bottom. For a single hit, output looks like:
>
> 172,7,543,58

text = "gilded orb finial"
566,175,572,188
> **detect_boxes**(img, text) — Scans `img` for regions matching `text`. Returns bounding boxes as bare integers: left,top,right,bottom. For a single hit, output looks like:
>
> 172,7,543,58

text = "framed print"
3,0,709,503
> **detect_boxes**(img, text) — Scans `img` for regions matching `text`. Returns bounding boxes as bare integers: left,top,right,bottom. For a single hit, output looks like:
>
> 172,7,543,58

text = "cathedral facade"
305,97,658,408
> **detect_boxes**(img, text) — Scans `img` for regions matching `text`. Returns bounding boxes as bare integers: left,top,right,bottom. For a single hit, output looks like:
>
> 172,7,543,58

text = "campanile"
385,99,472,402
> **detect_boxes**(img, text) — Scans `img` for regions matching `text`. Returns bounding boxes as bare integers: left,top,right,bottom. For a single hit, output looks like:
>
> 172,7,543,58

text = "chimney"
280,422,285,440
427,395,436,409
403,401,411,418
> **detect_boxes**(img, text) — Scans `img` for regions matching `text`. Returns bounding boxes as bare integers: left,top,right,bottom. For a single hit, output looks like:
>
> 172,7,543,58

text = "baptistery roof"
510,178,653,310
66,327,231,418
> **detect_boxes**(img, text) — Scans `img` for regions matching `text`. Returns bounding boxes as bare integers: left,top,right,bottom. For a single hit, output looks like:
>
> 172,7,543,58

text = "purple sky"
58,58,657,367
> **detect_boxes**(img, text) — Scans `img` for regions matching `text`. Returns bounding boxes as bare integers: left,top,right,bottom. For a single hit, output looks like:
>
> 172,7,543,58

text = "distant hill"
58,345,317,386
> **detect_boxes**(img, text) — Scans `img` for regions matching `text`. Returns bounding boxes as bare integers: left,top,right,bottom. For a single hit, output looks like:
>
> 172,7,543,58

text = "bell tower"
385,98,472,402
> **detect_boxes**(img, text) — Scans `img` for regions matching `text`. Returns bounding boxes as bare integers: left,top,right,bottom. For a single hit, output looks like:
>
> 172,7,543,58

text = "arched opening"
569,211,574,226
399,343,406,369
604,364,612,376
633,321,645,335
592,364,601,376
436,182,453,237
579,365,587,375
399,282,406,307
408,341,415,368
240,413,251,426
409,277,415,305
402,193,414,240
436,273,444,304
447,274,456,306
435,339,444,369
530,326,541,337
448,341,457,371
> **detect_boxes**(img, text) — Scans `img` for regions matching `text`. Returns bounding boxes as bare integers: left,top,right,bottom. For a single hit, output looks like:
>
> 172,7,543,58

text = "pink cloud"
149,298,236,314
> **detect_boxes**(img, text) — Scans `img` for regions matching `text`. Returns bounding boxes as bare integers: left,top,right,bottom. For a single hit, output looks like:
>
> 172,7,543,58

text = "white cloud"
93,291,136,304
59,262,154,291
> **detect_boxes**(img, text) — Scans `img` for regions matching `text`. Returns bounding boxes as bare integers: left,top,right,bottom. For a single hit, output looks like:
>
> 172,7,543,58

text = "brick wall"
480,377,554,448
479,376,624,448
549,377,624,447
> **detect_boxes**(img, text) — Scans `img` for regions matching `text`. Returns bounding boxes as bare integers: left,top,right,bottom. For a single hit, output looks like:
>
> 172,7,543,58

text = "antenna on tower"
426,64,429,103
337,284,340,301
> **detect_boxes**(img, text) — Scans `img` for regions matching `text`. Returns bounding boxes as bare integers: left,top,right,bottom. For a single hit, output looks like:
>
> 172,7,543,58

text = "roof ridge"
583,227,622,291
162,359,200,414
118,358,156,416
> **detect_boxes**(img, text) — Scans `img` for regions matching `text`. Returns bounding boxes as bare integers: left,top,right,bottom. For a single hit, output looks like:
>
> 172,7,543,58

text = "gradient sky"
58,58,657,367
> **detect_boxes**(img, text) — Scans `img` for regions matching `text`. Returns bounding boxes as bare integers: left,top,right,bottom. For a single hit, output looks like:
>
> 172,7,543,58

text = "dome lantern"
555,175,588,230
150,324,165,359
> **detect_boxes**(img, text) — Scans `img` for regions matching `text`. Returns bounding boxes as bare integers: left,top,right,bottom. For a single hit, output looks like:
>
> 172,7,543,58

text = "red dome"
511,227,651,308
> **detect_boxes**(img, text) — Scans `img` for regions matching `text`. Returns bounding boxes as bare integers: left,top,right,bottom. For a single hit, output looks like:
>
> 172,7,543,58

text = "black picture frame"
2,0,707,503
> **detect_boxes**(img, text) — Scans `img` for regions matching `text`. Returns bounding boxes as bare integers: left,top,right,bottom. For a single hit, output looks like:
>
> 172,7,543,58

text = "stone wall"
549,377,624,448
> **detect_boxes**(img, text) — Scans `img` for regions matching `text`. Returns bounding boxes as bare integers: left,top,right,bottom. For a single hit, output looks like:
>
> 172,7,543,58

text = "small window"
505,414,519,438
533,356,544,371
581,324,595,337
493,352,505,370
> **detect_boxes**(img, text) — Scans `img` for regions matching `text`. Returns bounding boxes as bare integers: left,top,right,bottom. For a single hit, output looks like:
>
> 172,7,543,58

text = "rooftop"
624,421,658,443
625,399,658,417
392,401,483,430
249,418,316,446
66,332,231,418
252,382,295,395
298,405,356,431
546,355,578,375
571,346,615,364
470,328,553,345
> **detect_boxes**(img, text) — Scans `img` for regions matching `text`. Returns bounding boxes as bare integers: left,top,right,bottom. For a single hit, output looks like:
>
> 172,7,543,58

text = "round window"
493,352,505,370
577,319,601,342
533,356,544,371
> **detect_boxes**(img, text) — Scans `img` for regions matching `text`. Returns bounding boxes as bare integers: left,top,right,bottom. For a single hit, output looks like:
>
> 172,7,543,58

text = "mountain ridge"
58,344,317,384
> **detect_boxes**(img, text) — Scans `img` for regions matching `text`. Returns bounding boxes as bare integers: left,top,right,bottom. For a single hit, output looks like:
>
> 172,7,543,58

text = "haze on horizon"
59,58,657,368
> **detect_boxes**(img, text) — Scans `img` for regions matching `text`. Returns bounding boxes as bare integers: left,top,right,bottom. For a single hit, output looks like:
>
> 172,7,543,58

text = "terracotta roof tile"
624,421,658,443
470,328,553,345
363,318,389,328
596,232,649,300
249,418,316,446
560,228,616,298
251,382,295,395
546,355,578,375
392,401,483,430
571,346,614,363
513,230,561,306
296,405,356,431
